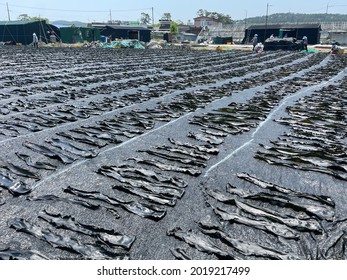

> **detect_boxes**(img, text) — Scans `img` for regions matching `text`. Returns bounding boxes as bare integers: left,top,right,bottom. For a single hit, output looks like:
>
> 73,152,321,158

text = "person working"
303,36,308,52
251,34,258,51
33,33,38,48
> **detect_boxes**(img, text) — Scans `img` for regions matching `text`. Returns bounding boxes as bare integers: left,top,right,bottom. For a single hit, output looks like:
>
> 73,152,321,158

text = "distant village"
0,10,347,49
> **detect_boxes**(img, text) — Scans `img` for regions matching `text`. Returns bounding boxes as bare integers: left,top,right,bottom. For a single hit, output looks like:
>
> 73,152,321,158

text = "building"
193,16,221,27
175,32,197,42
159,19,172,32
328,31,347,45
91,23,151,42
244,24,321,45
60,27,100,43
0,20,59,45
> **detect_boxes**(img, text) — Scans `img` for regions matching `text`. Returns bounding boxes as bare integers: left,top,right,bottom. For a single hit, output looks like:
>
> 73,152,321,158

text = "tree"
162,13,172,21
197,9,206,17
140,13,151,25
196,9,233,25
170,21,178,35
18,14,49,23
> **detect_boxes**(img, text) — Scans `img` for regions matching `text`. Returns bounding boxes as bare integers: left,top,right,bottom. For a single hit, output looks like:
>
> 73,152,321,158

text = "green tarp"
100,40,145,49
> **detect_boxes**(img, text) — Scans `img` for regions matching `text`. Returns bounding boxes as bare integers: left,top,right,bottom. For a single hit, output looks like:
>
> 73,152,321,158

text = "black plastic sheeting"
0,47,346,260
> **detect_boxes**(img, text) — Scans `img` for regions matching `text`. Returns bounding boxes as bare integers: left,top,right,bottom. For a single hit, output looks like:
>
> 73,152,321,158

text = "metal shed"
329,32,347,45
60,27,100,43
0,20,59,45
92,23,151,42
244,24,321,45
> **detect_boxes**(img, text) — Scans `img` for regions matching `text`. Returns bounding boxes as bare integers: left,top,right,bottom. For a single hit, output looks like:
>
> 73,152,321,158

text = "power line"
1,3,152,14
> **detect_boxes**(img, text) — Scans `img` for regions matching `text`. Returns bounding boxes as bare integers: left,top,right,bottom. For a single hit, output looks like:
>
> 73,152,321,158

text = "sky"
1,0,347,23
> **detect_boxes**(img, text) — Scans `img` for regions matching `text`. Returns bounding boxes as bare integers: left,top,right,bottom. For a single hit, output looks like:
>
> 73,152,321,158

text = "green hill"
236,13,347,25
52,20,88,27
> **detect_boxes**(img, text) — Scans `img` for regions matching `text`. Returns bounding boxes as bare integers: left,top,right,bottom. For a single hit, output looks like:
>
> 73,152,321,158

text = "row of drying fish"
0,50,308,130
3,53,340,197
5,208,134,260
0,50,277,115
256,76,347,181
93,138,220,220
189,54,346,141
169,173,346,260
1,56,315,197
2,54,344,200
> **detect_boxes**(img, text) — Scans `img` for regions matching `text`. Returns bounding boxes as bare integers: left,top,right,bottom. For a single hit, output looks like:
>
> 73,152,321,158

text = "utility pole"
6,2,11,21
109,9,112,23
264,3,270,42
326,2,330,14
151,7,154,25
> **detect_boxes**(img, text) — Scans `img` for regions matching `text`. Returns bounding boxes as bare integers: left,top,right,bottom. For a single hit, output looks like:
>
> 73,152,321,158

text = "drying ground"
0,46,346,260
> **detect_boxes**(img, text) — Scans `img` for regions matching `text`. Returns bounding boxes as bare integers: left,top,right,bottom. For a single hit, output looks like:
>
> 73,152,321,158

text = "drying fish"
99,165,187,189
113,184,177,206
23,141,77,164
24,113,64,125
199,128,229,137
28,195,101,210
235,199,322,234
170,248,191,260
283,132,336,145
46,138,98,158
269,139,341,154
255,154,347,181
16,153,57,170
98,166,184,198
168,138,219,154
57,107,90,119
48,111,78,122
188,132,224,145
64,186,166,220
9,218,127,260
204,188,237,204
56,131,107,148
0,172,31,195
0,248,49,260
39,210,135,249
27,118,57,128
137,149,207,167
93,124,140,138
260,143,345,162
213,207,299,240
236,191,335,221
319,220,347,259
167,227,233,259
6,120,42,132
189,119,243,135
0,160,40,180
155,145,211,161
0,125,19,137
199,221,300,260
205,188,322,233
130,157,201,177
237,173,335,207
70,128,121,144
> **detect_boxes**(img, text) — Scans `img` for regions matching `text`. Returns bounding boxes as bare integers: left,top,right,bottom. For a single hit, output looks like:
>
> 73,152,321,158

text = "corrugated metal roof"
106,25,150,31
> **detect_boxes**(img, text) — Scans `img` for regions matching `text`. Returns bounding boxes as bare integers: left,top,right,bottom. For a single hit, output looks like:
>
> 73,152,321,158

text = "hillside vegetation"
236,13,347,24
